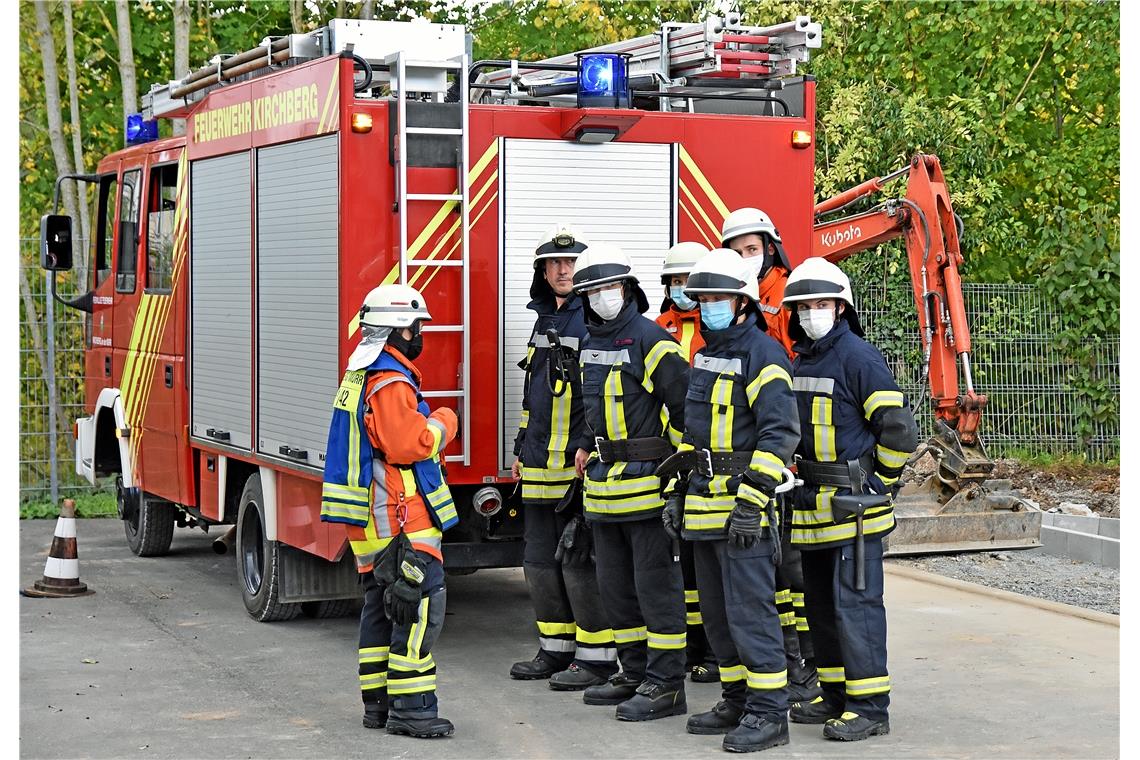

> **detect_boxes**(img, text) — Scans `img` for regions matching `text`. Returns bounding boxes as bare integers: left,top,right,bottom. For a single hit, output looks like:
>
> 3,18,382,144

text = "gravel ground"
888,550,1120,615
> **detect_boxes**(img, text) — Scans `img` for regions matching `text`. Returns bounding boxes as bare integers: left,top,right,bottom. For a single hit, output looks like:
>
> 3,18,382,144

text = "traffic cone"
24,498,94,598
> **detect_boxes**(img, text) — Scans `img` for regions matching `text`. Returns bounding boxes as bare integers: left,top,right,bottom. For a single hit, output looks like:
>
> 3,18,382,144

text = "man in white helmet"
722,207,820,706
509,226,618,691
656,248,800,753
781,257,918,742
654,241,719,686
570,242,692,722
320,284,459,739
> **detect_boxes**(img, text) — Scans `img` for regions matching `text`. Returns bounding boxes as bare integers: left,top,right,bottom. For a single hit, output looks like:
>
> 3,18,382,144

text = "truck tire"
301,599,358,619
235,474,300,622
123,491,176,557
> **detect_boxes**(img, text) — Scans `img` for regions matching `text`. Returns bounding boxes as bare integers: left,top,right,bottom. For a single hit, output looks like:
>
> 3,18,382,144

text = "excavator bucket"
883,423,1042,556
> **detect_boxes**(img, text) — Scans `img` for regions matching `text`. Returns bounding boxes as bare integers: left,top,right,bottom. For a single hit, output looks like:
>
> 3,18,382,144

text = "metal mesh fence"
17,239,1120,502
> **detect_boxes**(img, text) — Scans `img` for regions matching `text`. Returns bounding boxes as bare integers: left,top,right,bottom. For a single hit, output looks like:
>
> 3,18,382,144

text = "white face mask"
800,308,836,341
743,254,767,281
589,288,625,320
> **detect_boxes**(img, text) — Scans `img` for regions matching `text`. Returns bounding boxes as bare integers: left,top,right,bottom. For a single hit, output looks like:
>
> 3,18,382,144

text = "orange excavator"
812,154,1041,554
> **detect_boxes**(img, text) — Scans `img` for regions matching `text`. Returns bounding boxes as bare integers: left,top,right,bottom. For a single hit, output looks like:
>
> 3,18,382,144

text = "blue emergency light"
126,113,159,146
576,53,631,109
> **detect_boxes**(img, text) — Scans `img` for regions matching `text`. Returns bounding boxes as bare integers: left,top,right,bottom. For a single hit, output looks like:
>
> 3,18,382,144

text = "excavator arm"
810,155,1040,554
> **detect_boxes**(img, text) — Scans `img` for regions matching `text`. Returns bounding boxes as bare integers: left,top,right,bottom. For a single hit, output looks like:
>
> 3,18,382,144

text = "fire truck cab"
42,15,822,620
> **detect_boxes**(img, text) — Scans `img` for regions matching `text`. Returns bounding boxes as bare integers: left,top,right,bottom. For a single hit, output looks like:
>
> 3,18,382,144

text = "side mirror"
40,214,74,271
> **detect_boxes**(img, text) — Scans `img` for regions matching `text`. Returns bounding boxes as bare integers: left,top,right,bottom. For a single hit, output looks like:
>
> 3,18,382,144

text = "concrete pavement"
20,519,1119,758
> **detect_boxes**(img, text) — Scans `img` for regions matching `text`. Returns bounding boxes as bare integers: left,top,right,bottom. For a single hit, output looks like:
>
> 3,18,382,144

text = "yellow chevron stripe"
410,169,499,287
679,180,723,246
679,145,730,220
317,64,341,134
679,198,718,249
420,183,499,290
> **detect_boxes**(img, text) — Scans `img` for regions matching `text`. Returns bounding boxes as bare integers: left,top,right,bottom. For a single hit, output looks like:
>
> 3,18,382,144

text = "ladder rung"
421,325,465,333
406,126,464,136
407,258,465,267
420,389,466,398
407,193,464,201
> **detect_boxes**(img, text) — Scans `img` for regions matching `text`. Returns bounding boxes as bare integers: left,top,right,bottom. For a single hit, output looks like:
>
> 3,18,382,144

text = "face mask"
700,299,736,331
588,288,625,321
388,331,424,360
800,308,836,341
670,285,696,311
743,254,768,281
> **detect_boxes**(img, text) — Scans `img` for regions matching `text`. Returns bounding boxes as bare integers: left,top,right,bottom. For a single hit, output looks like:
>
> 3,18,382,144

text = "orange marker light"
791,130,812,148
351,113,374,133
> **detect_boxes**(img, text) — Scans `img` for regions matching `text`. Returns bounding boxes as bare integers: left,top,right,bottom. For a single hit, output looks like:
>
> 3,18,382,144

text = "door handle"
164,364,173,388
104,355,112,377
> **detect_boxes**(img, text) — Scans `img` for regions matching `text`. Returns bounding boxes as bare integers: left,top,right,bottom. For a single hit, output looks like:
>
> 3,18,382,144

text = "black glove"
554,514,592,567
727,500,764,550
383,538,425,626
661,493,683,541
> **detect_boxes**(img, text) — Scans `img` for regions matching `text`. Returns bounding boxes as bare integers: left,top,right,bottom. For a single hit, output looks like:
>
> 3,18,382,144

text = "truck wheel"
301,599,358,619
235,474,300,622
123,491,176,557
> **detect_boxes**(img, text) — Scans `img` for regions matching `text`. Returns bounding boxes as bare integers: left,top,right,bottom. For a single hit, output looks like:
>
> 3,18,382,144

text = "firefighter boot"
722,713,790,753
784,658,822,706
583,672,643,705
549,663,608,691
385,715,455,739
686,700,744,735
362,703,388,729
822,712,890,741
615,681,687,721
690,660,720,684
789,695,844,725
510,652,560,680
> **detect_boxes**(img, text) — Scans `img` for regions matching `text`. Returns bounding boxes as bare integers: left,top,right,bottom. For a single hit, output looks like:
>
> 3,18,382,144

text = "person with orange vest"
320,284,459,740
654,241,718,686
722,208,820,707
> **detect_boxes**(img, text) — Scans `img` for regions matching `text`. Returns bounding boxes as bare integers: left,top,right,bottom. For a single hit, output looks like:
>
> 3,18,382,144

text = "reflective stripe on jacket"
681,314,799,539
579,301,690,522
790,320,917,549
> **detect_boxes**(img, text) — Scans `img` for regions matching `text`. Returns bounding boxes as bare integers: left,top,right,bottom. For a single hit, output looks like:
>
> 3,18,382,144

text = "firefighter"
570,242,691,721
656,248,800,753
509,226,618,690
320,284,459,739
781,257,919,741
722,208,821,706
654,241,718,686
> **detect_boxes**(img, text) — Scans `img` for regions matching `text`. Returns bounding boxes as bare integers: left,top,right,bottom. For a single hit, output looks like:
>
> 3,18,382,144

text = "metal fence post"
45,270,59,505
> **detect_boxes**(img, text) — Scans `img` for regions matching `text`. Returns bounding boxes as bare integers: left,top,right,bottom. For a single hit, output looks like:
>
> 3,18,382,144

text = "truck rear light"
351,112,373,133
472,487,502,517
791,130,812,148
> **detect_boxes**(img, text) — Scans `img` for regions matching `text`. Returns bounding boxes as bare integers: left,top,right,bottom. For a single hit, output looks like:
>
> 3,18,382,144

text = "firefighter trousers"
775,536,815,664
693,536,788,722
358,552,447,720
591,517,686,687
801,537,890,722
679,538,714,669
523,502,618,676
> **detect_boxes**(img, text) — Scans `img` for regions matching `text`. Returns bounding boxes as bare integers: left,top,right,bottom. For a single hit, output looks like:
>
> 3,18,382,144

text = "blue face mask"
670,285,696,311
700,299,736,330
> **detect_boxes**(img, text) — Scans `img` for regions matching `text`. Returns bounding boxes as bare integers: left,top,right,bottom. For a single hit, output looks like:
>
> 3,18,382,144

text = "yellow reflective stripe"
426,419,446,457
775,589,793,605
322,482,369,502
791,510,895,545
737,482,772,518
791,592,805,606
874,443,909,469
846,675,891,695
389,652,435,671
642,340,683,394
746,669,788,690
678,441,695,453
519,409,530,429
604,370,628,438
863,390,904,419
811,398,835,461
794,499,892,527
537,621,577,636
685,493,736,512
547,381,572,469
746,364,792,406
359,646,390,664
684,513,730,531
818,666,846,683
679,320,697,360
796,618,810,632
779,611,796,627
519,465,577,483
576,627,615,645
719,664,746,683
711,375,734,450
749,450,784,481
647,631,686,650
684,590,700,603
877,472,900,486
408,596,430,657
584,494,665,515
387,674,436,695
686,612,703,625
584,475,661,497
359,672,387,689
665,421,682,448
613,626,648,644
522,483,574,501
321,502,370,522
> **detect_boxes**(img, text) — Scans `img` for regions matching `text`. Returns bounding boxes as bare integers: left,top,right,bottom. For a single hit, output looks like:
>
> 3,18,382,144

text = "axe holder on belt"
594,436,673,464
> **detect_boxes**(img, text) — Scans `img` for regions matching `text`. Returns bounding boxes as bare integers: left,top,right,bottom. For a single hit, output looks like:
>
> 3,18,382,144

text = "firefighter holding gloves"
723,208,821,706
509,226,618,690
320,285,459,739
655,249,800,753
570,243,691,721
781,258,918,742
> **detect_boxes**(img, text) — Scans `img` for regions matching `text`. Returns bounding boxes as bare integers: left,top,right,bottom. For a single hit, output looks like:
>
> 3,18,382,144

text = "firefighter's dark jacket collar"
792,317,852,357
701,312,760,350
585,297,642,337
527,290,583,316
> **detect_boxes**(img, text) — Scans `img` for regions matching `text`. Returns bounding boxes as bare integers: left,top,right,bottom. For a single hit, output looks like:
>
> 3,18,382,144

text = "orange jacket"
656,306,705,363
758,268,795,361
351,346,458,564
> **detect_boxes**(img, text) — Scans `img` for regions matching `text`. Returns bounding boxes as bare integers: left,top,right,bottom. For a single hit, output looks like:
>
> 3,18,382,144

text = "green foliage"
21,491,118,520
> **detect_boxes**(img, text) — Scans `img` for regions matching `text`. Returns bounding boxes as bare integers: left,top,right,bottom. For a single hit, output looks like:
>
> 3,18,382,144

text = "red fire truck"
39,14,1031,622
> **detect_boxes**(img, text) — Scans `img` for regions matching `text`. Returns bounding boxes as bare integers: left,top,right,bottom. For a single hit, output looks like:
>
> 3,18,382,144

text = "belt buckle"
699,448,714,478
595,436,608,464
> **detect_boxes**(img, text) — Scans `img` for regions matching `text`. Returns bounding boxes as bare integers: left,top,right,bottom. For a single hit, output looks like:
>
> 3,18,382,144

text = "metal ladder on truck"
390,51,471,466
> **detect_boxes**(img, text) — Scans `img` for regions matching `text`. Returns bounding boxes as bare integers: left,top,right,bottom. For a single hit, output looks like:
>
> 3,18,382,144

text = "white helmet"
683,248,760,302
660,241,709,284
721,207,781,246
534,224,589,268
572,242,638,292
359,283,432,329
783,257,863,338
